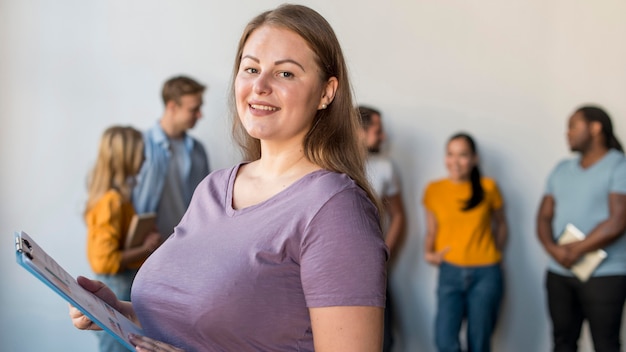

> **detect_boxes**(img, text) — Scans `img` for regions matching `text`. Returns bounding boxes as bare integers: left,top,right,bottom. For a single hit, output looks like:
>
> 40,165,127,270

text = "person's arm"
536,194,579,268
69,277,184,352
69,276,139,329
309,306,383,352
383,193,406,262
120,231,162,267
563,193,626,265
492,207,508,251
424,209,449,265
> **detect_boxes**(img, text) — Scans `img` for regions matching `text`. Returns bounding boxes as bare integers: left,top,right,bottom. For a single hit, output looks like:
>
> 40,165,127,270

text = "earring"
321,104,327,109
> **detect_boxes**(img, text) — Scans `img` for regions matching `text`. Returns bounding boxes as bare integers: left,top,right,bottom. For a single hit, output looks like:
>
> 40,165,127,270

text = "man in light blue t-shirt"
537,105,626,352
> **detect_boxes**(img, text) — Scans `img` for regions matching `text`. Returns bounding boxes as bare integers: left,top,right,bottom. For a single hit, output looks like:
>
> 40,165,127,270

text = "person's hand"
142,232,162,254
551,243,581,269
69,304,102,331
129,334,185,352
424,247,450,266
69,276,121,330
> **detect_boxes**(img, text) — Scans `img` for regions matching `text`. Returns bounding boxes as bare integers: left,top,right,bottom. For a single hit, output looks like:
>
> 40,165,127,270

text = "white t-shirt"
366,154,401,200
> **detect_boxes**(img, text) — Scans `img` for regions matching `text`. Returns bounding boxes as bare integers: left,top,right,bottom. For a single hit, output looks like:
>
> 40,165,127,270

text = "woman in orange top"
423,133,508,352
84,126,161,352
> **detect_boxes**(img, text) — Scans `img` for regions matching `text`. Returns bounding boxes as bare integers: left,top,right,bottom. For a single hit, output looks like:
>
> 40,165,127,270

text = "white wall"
1,1,625,351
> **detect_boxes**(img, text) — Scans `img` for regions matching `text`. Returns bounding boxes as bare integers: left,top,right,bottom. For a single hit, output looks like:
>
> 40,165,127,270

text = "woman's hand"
424,247,450,266
129,334,185,352
68,276,136,330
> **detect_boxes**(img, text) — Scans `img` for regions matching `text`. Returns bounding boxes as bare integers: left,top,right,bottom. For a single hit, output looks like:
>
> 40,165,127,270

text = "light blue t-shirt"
546,149,626,276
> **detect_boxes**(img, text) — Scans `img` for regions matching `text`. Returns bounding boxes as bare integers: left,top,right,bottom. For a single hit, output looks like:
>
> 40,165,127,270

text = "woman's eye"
279,72,294,78
244,68,258,74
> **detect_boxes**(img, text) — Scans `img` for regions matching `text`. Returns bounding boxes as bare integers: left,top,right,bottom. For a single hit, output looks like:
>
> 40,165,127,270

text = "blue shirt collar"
150,121,194,152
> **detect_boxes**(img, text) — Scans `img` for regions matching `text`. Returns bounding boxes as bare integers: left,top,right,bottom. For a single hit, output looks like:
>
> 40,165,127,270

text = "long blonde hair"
84,126,144,217
229,4,380,212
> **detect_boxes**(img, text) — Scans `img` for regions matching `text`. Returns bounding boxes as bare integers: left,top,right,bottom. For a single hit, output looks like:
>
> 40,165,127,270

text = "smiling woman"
69,4,388,352
422,133,508,352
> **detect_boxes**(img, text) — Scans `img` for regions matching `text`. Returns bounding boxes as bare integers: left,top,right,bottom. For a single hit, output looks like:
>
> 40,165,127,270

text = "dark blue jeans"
435,262,503,352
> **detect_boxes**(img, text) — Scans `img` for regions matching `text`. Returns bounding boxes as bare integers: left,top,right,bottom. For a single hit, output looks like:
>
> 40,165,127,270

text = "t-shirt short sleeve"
610,157,626,194
489,180,504,211
422,183,434,212
545,160,566,196
385,161,401,197
300,188,387,308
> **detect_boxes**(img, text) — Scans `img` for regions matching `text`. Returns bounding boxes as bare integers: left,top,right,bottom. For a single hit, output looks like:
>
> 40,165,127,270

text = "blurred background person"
358,105,406,352
423,132,507,352
84,126,162,352
537,105,626,352
133,75,210,239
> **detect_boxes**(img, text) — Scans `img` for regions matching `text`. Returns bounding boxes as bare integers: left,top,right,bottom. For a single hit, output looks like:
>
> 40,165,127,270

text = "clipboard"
15,231,143,351
557,223,608,282
125,213,157,249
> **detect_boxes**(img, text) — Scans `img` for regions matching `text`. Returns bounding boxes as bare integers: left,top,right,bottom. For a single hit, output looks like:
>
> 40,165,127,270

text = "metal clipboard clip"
15,234,34,260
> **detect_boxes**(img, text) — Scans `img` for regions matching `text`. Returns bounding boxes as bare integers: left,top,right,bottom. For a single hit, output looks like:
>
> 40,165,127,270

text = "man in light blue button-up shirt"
133,76,210,239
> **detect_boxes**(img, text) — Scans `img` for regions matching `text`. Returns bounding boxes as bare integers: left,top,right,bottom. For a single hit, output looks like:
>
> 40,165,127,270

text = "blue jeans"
95,269,138,352
435,262,503,352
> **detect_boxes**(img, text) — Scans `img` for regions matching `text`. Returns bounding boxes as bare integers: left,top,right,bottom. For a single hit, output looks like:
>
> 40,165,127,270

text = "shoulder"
188,134,207,153
607,149,626,168
142,123,167,152
305,170,365,200
101,190,124,203
552,157,576,174
200,164,238,185
89,190,125,214
425,178,448,192
143,122,163,141
480,177,498,190
292,171,376,221
368,154,396,174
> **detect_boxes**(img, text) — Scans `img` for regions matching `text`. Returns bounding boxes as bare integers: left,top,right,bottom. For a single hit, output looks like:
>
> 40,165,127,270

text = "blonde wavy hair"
229,4,380,212
84,126,144,216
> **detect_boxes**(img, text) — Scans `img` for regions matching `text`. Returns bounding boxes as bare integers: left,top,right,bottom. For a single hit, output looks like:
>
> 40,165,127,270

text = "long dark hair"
577,105,623,153
449,133,484,211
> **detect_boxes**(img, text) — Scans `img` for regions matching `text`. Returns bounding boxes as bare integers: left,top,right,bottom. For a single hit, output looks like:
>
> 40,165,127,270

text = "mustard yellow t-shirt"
423,177,503,266
85,190,140,274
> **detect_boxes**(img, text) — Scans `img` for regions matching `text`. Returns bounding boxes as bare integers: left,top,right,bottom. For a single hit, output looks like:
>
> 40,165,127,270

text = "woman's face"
445,137,476,181
235,25,334,144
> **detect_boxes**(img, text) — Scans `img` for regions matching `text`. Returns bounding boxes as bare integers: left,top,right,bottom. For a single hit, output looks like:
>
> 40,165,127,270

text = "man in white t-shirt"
358,106,407,352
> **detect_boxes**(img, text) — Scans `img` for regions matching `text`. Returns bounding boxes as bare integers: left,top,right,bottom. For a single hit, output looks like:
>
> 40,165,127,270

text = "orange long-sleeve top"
85,190,142,274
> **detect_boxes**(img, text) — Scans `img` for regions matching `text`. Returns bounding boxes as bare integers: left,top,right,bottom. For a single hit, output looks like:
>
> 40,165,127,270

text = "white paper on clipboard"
15,231,143,351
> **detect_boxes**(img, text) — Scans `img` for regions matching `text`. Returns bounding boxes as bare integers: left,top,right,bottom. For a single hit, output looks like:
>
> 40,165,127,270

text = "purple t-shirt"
131,164,388,351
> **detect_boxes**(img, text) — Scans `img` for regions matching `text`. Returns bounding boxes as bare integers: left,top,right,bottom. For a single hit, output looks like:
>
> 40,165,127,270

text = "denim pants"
435,262,503,352
95,269,138,352
546,271,626,352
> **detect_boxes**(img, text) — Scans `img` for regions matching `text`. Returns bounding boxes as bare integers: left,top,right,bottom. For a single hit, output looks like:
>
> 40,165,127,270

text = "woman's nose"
253,72,272,95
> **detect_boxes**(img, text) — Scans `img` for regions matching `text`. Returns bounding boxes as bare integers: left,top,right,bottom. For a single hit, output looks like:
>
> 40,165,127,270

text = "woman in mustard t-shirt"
423,133,508,352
